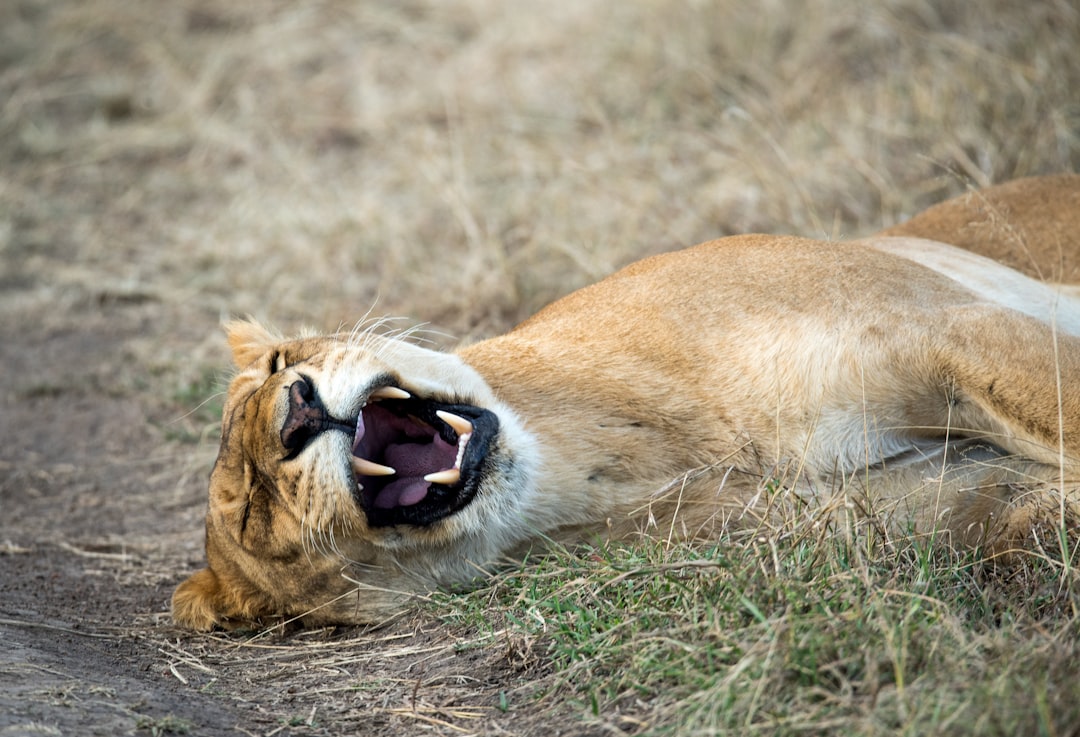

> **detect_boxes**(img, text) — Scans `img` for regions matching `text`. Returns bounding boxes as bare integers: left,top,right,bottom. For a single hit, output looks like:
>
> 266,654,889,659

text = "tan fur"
173,175,1080,631
880,173,1080,282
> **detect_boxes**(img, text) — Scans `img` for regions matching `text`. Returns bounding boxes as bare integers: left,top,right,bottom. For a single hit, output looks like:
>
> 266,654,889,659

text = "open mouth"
351,387,499,527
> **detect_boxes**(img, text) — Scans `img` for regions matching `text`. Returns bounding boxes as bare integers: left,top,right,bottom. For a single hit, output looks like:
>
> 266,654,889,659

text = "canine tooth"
424,468,461,485
351,457,396,476
369,386,410,401
436,410,473,437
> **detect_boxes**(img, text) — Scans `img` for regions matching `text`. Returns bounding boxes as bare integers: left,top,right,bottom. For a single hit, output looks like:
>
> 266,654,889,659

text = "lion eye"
270,351,288,374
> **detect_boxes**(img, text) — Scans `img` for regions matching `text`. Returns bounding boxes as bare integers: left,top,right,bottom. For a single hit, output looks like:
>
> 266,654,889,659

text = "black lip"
356,398,499,528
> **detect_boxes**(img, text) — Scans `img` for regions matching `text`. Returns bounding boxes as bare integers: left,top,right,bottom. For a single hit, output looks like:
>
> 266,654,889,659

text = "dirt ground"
3,0,1078,735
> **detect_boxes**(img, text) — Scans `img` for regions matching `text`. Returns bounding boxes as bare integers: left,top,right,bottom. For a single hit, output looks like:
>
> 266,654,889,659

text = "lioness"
174,175,1080,631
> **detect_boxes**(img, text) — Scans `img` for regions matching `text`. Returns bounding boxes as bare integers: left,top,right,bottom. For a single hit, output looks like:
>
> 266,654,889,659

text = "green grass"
135,714,194,736
163,366,227,444
437,520,1080,735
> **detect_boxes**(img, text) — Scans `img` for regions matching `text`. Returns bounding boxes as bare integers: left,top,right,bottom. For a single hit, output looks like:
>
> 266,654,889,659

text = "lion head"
171,320,536,630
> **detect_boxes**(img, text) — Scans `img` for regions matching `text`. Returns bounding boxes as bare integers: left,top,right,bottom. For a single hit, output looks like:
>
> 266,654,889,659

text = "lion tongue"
371,435,459,509
373,478,431,509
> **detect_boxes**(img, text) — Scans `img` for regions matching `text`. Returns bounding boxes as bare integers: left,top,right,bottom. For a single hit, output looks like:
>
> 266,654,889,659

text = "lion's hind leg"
848,440,1078,554
930,306,1080,474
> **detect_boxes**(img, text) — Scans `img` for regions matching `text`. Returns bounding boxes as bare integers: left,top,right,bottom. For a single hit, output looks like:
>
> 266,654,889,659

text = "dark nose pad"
280,378,327,455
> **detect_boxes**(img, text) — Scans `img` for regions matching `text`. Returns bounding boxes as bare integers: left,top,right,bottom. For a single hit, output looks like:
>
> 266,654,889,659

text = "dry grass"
3,0,1080,734
6,0,1079,336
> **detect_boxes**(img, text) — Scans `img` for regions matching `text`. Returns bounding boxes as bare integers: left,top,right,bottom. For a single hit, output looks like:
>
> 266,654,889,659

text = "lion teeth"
369,386,411,401
453,433,469,468
423,468,461,485
435,410,473,437
351,457,396,476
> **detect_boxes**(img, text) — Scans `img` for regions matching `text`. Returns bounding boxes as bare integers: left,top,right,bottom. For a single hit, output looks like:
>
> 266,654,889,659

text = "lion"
173,174,1080,631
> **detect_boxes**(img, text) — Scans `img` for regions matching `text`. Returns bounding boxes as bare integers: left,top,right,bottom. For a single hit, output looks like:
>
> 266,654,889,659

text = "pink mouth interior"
352,403,459,509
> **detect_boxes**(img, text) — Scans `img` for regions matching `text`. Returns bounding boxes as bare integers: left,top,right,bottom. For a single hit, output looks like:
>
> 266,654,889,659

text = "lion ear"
172,568,226,631
224,319,280,370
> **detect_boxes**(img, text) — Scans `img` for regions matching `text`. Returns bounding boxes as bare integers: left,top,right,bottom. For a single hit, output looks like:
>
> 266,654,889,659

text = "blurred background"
4,0,1078,351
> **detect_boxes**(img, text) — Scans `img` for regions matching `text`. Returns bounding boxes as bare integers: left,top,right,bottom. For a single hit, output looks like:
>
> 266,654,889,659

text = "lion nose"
280,378,328,455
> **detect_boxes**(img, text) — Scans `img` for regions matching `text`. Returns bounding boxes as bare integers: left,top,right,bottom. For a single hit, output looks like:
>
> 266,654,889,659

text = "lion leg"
845,441,1078,552
907,307,1080,547
932,306,1080,471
